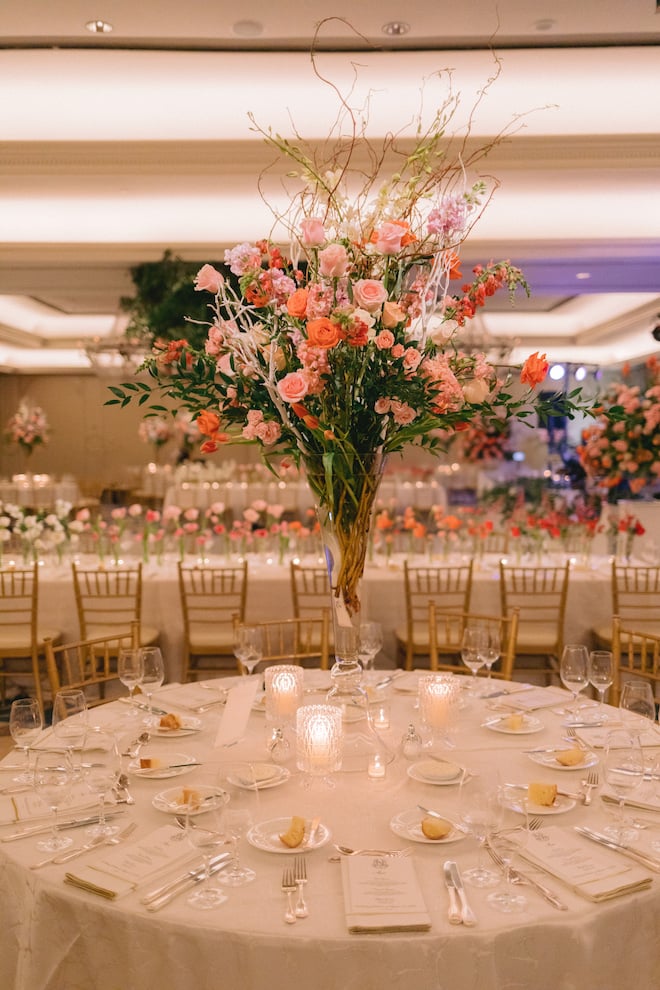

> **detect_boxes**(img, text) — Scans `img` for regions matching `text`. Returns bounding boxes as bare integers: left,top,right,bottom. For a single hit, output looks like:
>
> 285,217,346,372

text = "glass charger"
127,752,198,779
390,809,465,845
527,750,598,771
152,785,227,815
145,715,203,737
481,715,544,735
226,764,291,790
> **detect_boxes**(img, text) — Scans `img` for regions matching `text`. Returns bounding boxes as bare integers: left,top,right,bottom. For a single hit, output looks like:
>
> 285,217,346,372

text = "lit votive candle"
296,704,343,775
265,665,304,724
418,674,459,732
368,753,386,780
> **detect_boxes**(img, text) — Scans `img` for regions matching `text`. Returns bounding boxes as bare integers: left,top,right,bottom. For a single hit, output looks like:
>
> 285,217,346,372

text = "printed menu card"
341,855,431,933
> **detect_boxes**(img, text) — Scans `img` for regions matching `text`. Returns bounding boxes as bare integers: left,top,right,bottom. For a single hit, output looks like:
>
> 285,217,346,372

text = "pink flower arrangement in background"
4,401,50,455
138,415,173,448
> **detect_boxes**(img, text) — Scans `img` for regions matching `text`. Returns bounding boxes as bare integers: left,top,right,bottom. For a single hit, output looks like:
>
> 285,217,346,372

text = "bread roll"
139,757,163,770
177,787,201,810
159,712,183,730
555,747,584,767
279,815,306,848
420,815,452,839
504,713,525,731
528,782,557,807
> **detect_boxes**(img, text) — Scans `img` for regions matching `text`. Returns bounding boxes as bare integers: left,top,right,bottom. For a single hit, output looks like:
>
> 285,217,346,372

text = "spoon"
331,844,413,858
122,732,150,758
114,774,135,805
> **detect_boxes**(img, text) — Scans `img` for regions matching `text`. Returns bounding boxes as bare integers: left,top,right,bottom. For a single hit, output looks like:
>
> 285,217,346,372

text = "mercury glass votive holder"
265,664,304,725
296,704,343,776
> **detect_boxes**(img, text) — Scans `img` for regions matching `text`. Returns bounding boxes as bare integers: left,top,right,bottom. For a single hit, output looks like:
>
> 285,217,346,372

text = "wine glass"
217,801,256,887
138,646,165,708
33,750,74,852
458,771,501,888
81,727,121,838
118,648,144,715
186,793,231,910
51,689,88,770
478,625,501,684
559,644,589,723
486,783,529,913
358,621,383,677
602,727,644,843
619,680,656,730
460,627,486,692
588,650,614,720
9,697,44,783
233,625,263,676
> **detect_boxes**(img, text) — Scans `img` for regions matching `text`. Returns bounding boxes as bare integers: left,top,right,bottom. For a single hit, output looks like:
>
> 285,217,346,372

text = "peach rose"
462,378,490,403
381,301,407,329
277,372,309,403
372,220,415,255
353,279,387,313
286,288,309,319
306,317,341,349
375,330,395,350
194,264,224,293
196,410,221,436
300,218,326,247
520,352,549,387
319,243,350,278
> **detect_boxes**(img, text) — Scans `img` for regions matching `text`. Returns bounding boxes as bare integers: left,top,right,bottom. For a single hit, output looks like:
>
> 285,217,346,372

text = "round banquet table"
2,675,660,990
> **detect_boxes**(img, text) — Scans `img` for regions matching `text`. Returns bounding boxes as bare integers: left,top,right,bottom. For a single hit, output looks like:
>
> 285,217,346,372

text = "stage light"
574,366,587,381
549,364,566,381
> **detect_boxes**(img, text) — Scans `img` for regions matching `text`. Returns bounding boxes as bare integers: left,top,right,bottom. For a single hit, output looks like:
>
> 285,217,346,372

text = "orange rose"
196,410,220,437
520,351,549,387
200,434,229,453
306,317,342,349
286,288,309,319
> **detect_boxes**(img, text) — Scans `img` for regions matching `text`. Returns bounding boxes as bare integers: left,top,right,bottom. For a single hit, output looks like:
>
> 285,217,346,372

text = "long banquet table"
31,552,622,681
2,674,660,990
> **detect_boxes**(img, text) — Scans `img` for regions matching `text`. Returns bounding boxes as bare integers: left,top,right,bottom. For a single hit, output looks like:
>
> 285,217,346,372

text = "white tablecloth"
2,680,660,990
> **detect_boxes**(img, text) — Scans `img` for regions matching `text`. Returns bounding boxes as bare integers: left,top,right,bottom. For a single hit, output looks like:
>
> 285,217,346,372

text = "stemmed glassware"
33,750,74,852
486,783,529,913
478,626,501,684
9,697,44,783
118,648,144,715
138,646,165,709
619,680,656,730
358,621,383,678
233,625,263,676
588,651,614,721
559,644,590,723
217,802,256,887
458,771,501,888
602,727,645,843
186,793,231,910
51,689,88,776
82,727,122,838
460,627,486,691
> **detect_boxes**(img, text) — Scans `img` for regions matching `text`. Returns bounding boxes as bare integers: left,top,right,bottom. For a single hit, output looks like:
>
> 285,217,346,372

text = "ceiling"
1,2,659,374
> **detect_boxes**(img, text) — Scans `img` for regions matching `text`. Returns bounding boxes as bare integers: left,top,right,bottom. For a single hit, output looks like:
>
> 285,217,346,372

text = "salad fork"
293,856,308,918
282,867,297,925
581,769,599,806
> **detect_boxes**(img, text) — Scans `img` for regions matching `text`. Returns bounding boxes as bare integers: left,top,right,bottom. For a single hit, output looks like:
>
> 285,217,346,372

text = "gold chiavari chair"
43,622,140,708
232,612,331,671
427,605,520,680
395,561,474,670
592,562,660,650
498,561,570,684
71,562,159,647
0,564,61,711
178,561,248,681
611,614,660,706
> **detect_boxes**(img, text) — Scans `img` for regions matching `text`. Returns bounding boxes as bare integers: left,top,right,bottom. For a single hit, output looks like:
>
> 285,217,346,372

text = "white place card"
341,855,431,933
154,682,227,711
214,677,260,747
496,686,572,712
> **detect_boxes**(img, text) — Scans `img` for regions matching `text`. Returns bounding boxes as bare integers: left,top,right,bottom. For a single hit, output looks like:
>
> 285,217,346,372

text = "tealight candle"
368,752,386,780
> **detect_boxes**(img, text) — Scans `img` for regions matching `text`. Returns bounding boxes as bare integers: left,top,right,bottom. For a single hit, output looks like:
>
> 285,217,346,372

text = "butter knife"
449,861,476,926
443,861,462,925
574,826,660,872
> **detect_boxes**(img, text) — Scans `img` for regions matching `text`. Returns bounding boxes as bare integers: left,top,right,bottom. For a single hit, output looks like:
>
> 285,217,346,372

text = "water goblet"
217,802,256,886
460,627,486,692
358,621,383,677
118,648,144,715
138,646,165,709
33,750,75,852
619,680,656,730
559,644,589,723
233,625,263,676
9,697,44,783
478,625,501,683
588,650,614,720
52,689,88,777
602,727,644,843
81,727,122,838
458,771,501,888
486,783,529,913
186,794,231,910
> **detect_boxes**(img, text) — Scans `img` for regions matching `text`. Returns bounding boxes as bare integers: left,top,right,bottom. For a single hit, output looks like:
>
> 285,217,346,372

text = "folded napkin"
154,682,227,712
496,686,573,712
232,763,282,787
65,824,197,900
519,825,652,901
576,724,660,749
341,854,431,933
214,677,260,747
0,785,98,826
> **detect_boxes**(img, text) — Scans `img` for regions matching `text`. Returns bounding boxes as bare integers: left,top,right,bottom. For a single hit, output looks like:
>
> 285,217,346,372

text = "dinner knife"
142,852,232,911
449,862,476,926
1,809,126,842
442,861,462,925
574,826,660,872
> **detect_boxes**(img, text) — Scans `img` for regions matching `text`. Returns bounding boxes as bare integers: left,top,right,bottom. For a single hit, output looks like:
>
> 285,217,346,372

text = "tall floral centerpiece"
110,56,591,679
138,415,173,461
4,401,50,466
578,356,660,501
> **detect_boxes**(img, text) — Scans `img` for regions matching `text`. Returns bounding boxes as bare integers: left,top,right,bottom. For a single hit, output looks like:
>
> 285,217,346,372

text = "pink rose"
391,344,405,358
353,279,387,313
194,264,224,293
402,347,422,372
319,244,350,278
300,218,326,247
255,421,282,445
373,222,405,255
375,330,395,350
374,398,391,414
277,372,309,403
390,400,417,425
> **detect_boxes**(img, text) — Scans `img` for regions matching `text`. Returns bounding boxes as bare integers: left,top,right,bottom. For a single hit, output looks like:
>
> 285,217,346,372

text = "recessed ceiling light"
85,19,113,34
233,20,263,38
534,18,555,31
382,21,410,36
576,272,591,280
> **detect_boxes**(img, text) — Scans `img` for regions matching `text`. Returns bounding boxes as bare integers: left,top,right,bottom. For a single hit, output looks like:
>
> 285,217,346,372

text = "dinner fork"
282,867,297,925
528,817,544,832
293,856,308,918
581,768,599,806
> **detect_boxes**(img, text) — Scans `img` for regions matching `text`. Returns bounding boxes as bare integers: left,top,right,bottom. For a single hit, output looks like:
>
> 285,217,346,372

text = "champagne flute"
602,727,644,843
186,794,231,910
559,644,589,723
138,646,165,709
233,626,263,676
486,783,529,913
118,648,144,715
51,689,88,776
33,750,74,852
82,727,121,837
461,627,486,692
458,771,501,888
588,650,614,720
358,621,383,676
478,626,501,684
9,697,44,783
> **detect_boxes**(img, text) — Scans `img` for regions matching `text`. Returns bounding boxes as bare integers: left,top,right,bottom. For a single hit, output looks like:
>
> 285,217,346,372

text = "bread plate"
152,785,228,816
145,715,203,737
481,715,544,735
127,752,198,779
246,817,330,854
407,760,464,785
390,809,465,845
